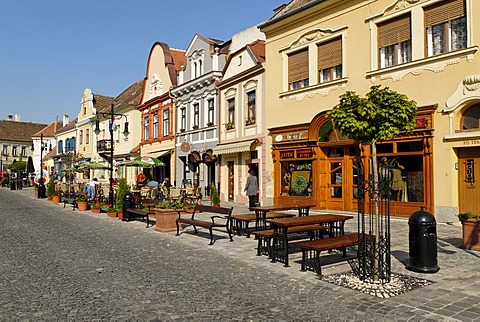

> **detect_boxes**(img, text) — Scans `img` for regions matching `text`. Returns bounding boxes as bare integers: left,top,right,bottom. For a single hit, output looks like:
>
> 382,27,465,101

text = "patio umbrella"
26,156,35,173
118,159,153,168
134,156,165,167
75,161,110,171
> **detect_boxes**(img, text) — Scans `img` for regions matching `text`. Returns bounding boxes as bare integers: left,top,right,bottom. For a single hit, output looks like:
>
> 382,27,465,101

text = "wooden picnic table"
249,203,316,231
267,214,354,267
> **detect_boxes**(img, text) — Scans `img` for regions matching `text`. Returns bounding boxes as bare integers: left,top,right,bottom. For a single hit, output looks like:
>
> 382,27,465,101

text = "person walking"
244,170,258,208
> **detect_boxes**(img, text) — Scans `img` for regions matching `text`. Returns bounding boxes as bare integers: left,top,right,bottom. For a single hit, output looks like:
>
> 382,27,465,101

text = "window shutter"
378,14,411,48
288,49,309,83
425,0,465,27
317,37,342,70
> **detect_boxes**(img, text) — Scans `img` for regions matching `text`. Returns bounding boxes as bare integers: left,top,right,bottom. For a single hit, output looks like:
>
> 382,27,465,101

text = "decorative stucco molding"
281,80,347,102
289,27,347,50
445,74,480,112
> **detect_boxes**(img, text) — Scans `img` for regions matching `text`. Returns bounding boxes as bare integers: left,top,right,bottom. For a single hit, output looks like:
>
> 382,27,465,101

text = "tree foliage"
327,85,417,144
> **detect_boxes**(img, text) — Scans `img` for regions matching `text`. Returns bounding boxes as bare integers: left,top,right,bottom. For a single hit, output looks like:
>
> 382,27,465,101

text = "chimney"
14,114,20,121
7,115,13,121
63,114,69,127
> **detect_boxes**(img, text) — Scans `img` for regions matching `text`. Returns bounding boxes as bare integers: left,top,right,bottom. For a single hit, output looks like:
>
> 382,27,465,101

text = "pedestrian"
136,172,146,187
244,169,258,208
85,178,99,201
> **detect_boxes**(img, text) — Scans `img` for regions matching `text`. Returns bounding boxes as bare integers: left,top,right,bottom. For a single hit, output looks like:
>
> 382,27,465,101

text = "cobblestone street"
0,187,479,321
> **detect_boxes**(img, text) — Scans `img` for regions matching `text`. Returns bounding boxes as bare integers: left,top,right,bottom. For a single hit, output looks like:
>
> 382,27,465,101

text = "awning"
214,140,258,155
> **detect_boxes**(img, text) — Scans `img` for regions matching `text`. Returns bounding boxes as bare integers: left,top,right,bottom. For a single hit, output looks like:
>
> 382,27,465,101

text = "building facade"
138,42,186,184
171,34,229,192
260,0,479,222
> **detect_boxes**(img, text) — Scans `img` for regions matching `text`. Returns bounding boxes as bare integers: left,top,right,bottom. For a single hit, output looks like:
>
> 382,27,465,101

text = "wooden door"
327,159,344,210
227,161,234,201
458,148,480,214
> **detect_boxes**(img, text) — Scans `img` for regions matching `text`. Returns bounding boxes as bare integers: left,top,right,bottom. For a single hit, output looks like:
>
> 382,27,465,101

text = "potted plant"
115,178,128,220
90,201,103,214
154,200,181,233
206,121,214,127
103,203,118,218
224,122,234,130
245,116,256,126
179,128,186,133
34,183,39,198
46,179,55,200
75,193,89,211
210,184,220,207
192,124,199,130
458,212,480,251
51,188,62,204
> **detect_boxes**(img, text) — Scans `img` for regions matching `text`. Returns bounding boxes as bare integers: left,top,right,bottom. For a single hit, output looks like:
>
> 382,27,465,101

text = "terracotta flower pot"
107,211,117,218
52,195,61,204
154,209,178,233
77,201,88,211
460,219,480,251
91,208,101,214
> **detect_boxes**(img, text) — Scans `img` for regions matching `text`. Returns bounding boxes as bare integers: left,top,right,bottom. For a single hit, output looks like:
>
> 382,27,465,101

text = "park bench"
63,197,77,210
231,212,296,237
251,224,329,257
125,198,157,228
176,204,234,245
292,233,369,275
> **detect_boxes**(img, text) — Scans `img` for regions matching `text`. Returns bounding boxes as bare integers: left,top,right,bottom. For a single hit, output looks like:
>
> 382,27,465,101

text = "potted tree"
46,178,55,201
210,184,220,207
458,212,480,251
115,178,128,220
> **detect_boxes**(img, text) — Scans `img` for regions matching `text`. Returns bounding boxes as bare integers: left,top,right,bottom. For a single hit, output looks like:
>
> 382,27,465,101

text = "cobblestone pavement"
0,187,479,321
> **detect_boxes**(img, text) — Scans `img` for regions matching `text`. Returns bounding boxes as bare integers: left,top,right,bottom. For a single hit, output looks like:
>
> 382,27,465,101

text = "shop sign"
275,130,308,142
463,140,480,146
415,118,428,128
279,150,295,159
296,149,313,158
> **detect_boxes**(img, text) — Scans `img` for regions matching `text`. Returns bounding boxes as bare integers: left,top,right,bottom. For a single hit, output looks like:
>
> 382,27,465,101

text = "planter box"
460,219,480,251
154,209,178,233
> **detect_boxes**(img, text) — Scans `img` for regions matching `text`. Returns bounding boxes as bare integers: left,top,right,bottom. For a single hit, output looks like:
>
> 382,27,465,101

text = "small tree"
115,178,129,211
210,183,220,206
46,177,55,197
327,85,417,281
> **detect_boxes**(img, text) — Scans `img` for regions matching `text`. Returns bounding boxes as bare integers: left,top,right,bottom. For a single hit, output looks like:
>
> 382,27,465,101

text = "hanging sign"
296,149,313,158
279,150,295,159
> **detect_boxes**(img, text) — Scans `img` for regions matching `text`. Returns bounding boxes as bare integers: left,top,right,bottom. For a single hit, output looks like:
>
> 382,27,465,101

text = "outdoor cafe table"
249,203,316,231
267,214,354,267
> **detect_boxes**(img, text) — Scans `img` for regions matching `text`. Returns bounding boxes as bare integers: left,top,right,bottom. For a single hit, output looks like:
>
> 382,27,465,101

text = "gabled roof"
93,94,115,114
170,48,187,77
33,120,63,137
0,119,48,143
248,39,266,63
260,0,325,28
113,79,144,111
56,117,78,135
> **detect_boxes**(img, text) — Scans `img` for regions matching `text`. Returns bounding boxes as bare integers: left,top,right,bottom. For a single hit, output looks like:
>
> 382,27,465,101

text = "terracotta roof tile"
171,49,186,76
33,121,63,137
248,40,266,63
113,79,144,110
94,94,115,114
55,117,78,135
0,120,48,143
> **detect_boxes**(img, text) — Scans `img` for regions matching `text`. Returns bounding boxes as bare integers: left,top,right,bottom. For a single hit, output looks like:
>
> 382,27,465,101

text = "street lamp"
35,133,52,198
94,103,129,206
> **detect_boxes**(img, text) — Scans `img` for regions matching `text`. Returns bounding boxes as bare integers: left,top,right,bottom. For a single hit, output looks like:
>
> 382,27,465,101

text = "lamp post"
94,103,129,206
35,134,53,198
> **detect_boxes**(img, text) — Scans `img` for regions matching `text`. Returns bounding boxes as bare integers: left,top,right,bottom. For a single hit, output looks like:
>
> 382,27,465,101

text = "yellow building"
260,0,479,222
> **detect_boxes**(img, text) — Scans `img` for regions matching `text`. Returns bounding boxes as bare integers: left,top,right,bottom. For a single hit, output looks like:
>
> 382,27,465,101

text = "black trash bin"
406,208,440,273
122,192,134,221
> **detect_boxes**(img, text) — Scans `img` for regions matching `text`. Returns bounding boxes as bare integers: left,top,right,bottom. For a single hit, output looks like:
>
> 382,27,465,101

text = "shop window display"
280,161,313,196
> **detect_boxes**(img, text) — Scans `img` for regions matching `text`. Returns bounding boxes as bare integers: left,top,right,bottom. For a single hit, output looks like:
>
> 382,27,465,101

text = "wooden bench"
251,224,329,257
63,197,77,210
176,204,234,245
292,233,367,275
231,212,296,237
125,198,157,228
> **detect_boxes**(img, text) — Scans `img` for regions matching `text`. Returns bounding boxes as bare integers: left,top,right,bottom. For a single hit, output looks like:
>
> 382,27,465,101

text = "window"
163,110,169,136
12,146,17,156
21,146,27,156
180,107,186,131
318,37,343,83
153,114,159,139
79,130,83,145
58,140,63,154
86,129,89,144
462,104,480,130
193,103,199,128
207,99,214,125
288,49,309,90
378,14,411,68
246,91,256,125
280,161,313,197
227,98,235,128
83,106,86,116
2,145,7,156
143,117,149,140
425,0,466,57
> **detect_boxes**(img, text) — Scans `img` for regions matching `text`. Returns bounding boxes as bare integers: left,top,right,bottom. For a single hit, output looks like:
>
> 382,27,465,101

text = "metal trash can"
122,192,134,221
406,208,440,273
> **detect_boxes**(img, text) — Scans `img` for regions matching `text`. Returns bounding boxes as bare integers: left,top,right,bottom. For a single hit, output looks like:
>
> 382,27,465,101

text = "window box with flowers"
245,117,256,126
206,121,214,127
224,122,235,130
179,128,186,133
192,125,199,130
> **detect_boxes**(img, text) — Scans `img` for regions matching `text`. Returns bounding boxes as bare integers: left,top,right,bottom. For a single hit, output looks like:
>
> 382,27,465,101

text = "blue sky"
0,0,282,125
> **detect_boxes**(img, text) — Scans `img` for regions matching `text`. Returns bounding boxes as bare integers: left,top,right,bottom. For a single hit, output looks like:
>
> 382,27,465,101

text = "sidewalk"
9,186,480,319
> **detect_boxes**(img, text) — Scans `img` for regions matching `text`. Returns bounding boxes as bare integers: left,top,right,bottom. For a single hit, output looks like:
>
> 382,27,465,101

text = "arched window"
318,120,347,142
462,104,480,130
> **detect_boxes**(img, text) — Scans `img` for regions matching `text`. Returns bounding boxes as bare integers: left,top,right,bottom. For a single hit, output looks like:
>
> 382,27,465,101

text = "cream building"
260,0,479,222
